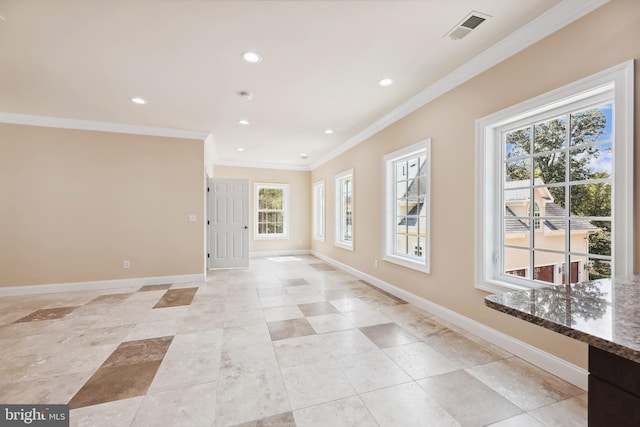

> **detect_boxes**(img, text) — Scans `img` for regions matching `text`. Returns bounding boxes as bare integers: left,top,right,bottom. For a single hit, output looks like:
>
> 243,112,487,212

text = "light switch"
188,214,197,222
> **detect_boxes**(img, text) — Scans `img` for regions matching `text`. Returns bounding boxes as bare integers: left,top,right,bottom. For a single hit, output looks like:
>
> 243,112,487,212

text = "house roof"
504,202,599,234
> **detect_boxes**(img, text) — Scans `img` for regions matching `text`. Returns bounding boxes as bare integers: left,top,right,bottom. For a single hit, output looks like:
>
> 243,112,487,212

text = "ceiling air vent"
445,11,490,40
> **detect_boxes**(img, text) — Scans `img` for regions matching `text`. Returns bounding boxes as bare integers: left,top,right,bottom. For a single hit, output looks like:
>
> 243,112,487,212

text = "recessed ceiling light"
238,119,250,125
237,148,245,152
242,51,262,63
324,129,334,134
378,78,394,87
238,91,253,100
300,153,308,159
130,97,147,105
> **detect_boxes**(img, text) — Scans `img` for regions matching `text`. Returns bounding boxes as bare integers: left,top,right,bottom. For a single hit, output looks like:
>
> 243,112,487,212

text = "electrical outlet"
374,259,379,268
123,260,130,269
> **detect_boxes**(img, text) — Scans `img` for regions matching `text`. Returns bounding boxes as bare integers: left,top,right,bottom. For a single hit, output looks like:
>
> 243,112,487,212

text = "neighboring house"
504,179,598,285
397,161,427,259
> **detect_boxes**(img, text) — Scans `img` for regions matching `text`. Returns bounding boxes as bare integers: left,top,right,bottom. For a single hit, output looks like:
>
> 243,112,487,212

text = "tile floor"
0,255,587,426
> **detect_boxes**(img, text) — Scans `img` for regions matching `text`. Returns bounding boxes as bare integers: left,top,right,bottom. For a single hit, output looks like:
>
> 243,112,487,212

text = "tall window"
476,61,633,292
383,139,431,273
312,180,325,242
254,183,289,239
335,169,354,250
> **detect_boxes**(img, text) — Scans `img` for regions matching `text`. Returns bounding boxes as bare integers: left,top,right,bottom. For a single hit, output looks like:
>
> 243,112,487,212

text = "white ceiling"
0,0,600,169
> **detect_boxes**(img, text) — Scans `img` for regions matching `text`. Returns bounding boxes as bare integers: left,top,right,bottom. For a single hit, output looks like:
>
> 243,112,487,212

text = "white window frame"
475,61,633,293
254,182,289,240
312,180,325,242
334,169,354,251
383,139,431,273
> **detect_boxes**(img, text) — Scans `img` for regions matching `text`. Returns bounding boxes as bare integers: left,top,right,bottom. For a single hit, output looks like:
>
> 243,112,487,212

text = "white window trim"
334,169,354,251
254,182,289,240
382,139,431,273
312,180,325,242
475,60,634,293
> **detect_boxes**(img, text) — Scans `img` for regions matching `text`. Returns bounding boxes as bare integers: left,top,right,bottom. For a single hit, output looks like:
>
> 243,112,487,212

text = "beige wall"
311,0,640,369
213,166,311,254
0,124,205,287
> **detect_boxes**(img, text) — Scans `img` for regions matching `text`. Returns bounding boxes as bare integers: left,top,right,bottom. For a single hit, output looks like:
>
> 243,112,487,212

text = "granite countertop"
485,276,640,363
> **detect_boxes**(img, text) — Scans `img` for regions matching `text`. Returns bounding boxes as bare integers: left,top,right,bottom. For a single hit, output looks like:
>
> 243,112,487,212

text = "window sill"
254,234,288,241
383,254,429,274
334,241,354,251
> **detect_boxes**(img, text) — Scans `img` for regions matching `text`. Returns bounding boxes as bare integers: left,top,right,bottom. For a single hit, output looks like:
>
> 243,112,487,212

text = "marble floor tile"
383,341,460,379
70,396,143,427
223,323,271,349
139,284,172,292
528,393,588,427
232,411,296,427
283,278,310,286
153,287,198,308
263,305,305,322
293,396,378,427
85,293,133,305
359,322,420,348
361,381,460,427
219,342,280,377
309,263,335,271
329,297,373,313
466,357,583,411
150,330,222,392
306,313,354,334
418,370,522,427
224,309,265,328
125,319,181,341
214,367,290,427
0,371,92,404
289,291,327,305
268,318,316,341
177,312,225,334
321,289,355,300
486,413,545,427
131,381,217,427
273,335,333,368
284,284,317,295
336,350,412,393
13,306,79,323
342,308,391,327
297,301,338,316
318,329,378,357
281,358,356,410
424,329,507,368
258,288,291,298
260,294,297,308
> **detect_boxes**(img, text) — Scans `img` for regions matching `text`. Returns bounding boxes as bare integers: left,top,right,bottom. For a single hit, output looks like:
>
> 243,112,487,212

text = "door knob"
244,226,248,229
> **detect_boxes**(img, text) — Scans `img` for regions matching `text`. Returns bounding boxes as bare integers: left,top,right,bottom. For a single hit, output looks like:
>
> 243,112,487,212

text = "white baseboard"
311,251,588,390
0,274,205,297
250,249,311,258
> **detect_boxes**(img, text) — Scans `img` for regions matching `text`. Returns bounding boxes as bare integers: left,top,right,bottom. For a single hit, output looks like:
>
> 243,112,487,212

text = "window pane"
396,161,408,181
533,152,566,185
570,184,611,217
570,105,611,146
533,221,565,252
569,143,612,181
585,257,611,281
505,159,531,182
505,126,531,159
414,237,424,257
586,221,611,257
504,247,530,278
534,116,567,153
396,234,408,255
533,260,557,285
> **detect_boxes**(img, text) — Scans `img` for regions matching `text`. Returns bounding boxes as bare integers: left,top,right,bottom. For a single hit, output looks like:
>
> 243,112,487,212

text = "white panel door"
208,178,249,268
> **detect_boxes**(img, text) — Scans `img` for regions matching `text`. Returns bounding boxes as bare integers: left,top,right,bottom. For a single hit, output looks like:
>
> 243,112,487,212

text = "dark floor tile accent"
267,318,316,341
309,263,335,271
231,411,296,427
321,289,354,300
68,336,174,409
357,280,408,304
12,306,79,323
86,293,133,305
153,287,198,309
359,323,420,348
68,361,162,409
139,284,172,292
103,336,174,367
298,302,339,317
282,278,309,286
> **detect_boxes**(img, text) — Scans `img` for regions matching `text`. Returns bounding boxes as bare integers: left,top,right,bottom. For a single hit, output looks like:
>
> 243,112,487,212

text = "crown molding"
214,159,310,172
309,0,609,170
0,112,210,140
